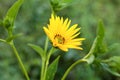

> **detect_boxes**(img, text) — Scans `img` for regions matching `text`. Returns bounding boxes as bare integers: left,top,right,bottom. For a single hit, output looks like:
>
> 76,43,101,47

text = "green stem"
0,39,6,42
44,37,49,53
0,19,2,26
61,37,98,80
41,7,56,80
83,37,98,59
10,41,30,80
52,9,56,16
40,57,45,80
40,37,49,80
43,47,55,80
61,59,86,80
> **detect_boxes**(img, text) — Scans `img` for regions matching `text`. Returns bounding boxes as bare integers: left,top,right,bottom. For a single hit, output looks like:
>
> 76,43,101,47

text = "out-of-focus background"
0,0,120,80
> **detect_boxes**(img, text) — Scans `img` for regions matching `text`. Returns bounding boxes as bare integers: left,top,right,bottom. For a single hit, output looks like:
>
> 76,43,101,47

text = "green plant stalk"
61,37,99,80
10,41,30,80
0,39,6,42
40,37,48,80
43,47,54,80
44,37,49,53
61,59,86,80
83,37,98,59
40,57,45,80
41,8,56,80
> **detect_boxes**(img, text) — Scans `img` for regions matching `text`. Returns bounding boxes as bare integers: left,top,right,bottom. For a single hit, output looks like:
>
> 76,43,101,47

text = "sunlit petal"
43,14,85,51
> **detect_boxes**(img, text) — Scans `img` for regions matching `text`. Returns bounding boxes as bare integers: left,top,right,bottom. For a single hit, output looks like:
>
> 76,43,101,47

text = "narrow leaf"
0,19,2,26
83,37,98,64
28,44,44,58
83,20,105,63
108,43,120,51
6,33,23,42
46,56,60,80
96,20,107,53
97,20,105,40
101,63,120,77
101,56,120,77
3,0,24,28
84,54,95,64
63,0,73,3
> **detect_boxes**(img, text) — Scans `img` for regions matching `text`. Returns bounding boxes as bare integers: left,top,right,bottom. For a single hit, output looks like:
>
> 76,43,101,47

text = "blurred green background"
0,0,120,80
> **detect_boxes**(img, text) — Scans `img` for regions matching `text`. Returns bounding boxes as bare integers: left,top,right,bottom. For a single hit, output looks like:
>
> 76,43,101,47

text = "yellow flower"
43,14,85,51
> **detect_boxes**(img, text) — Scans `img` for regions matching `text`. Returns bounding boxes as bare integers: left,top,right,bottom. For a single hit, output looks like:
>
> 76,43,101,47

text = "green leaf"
0,39,6,43
50,0,73,12
6,33,23,42
46,56,60,80
0,19,3,26
87,20,105,55
97,20,104,40
83,37,98,64
108,43,120,51
83,54,95,64
3,0,24,29
95,20,107,54
63,0,73,3
83,20,106,63
28,44,44,58
101,56,120,77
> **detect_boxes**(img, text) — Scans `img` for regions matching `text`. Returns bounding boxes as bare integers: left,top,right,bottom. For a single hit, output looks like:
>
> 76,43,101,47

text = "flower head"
43,14,85,51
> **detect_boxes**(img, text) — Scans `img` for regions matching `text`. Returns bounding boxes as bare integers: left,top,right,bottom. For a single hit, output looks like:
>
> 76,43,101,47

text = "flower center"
54,34,65,44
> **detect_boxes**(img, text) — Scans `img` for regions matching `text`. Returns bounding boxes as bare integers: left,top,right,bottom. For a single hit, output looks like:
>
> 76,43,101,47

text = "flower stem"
44,37,49,53
83,37,98,59
40,37,49,80
10,41,30,80
61,59,86,80
40,57,45,80
43,47,54,80
0,39,6,42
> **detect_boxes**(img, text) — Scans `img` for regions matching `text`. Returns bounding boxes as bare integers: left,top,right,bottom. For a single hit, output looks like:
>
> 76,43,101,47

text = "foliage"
0,0,120,80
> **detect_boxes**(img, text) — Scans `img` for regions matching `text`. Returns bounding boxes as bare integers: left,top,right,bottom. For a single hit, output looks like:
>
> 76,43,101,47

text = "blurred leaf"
84,54,95,64
6,33,23,42
46,56,60,80
50,0,62,12
63,0,73,3
101,56,120,77
97,20,104,41
83,37,98,64
3,0,24,29
83,20,106,64
0,39,6,43
28,44,45,58
50,0,74,12
0,19,2,26
95,20,107,54
108,43,120,51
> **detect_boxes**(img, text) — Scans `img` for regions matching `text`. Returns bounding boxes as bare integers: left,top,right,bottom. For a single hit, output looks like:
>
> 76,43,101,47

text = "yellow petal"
59,45,68,51
43,14,85,51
